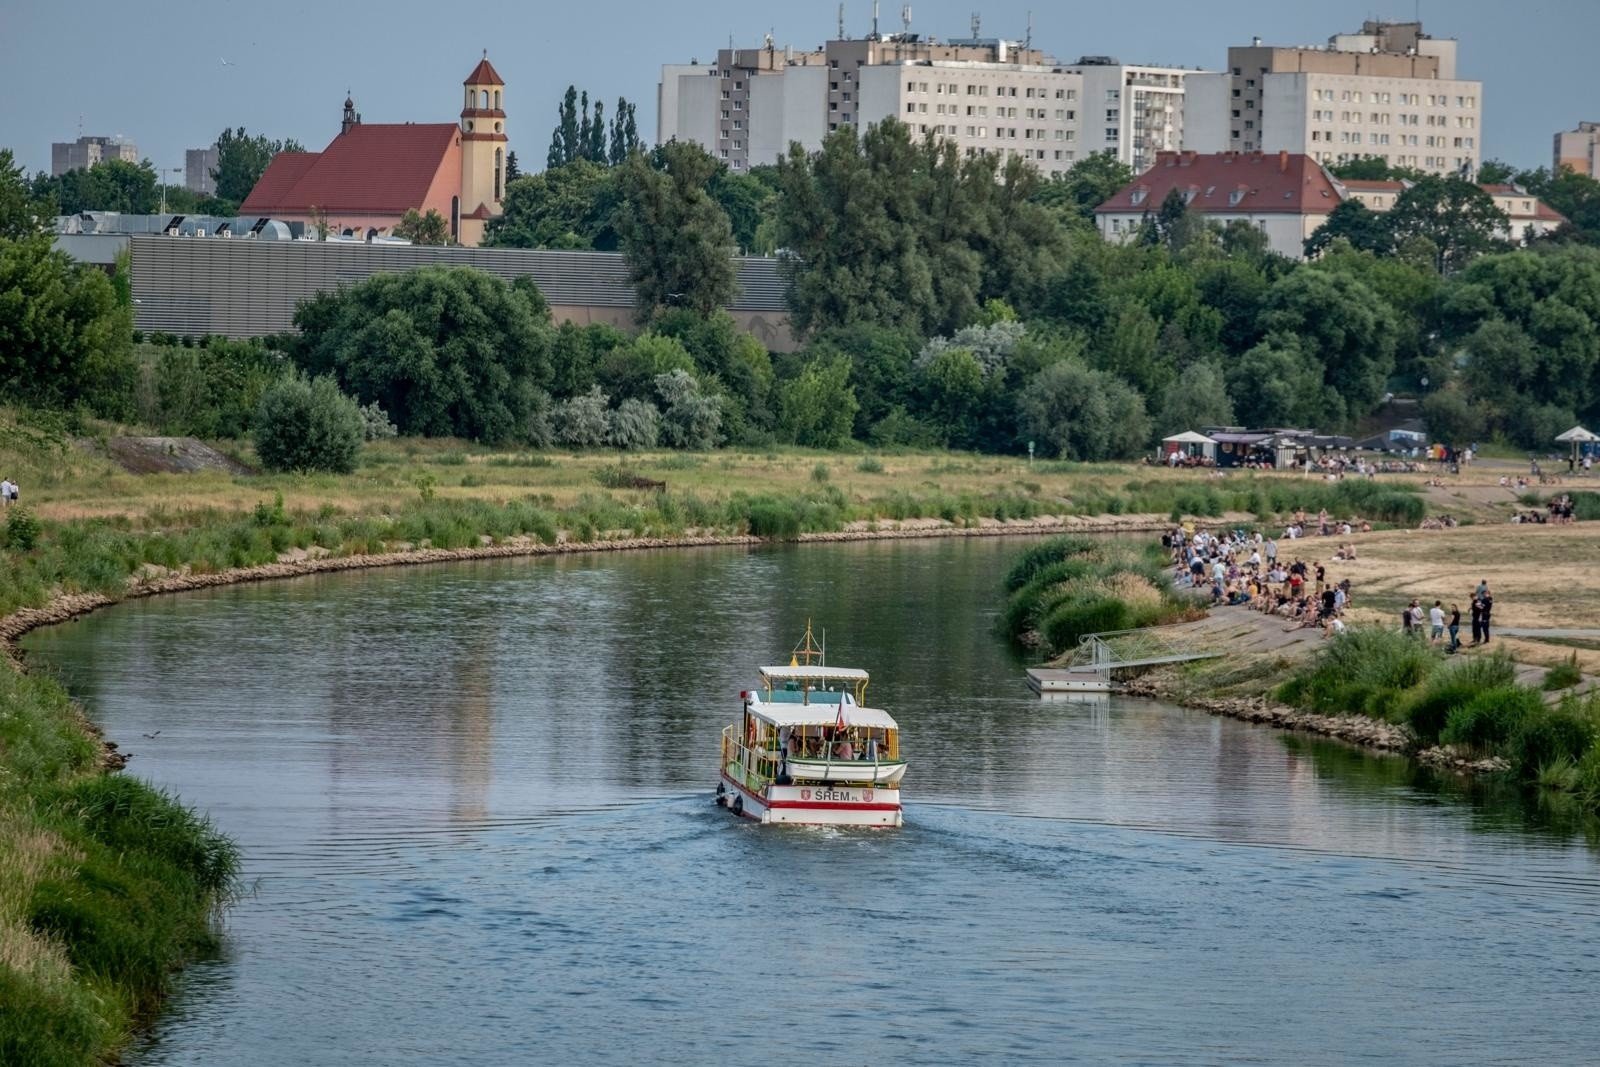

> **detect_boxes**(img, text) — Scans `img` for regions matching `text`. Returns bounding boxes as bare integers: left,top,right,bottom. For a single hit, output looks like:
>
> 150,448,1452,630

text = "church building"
241,55,508,245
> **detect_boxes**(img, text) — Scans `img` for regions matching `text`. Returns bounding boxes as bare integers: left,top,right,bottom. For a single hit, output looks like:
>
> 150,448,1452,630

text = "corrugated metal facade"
128,237,792,342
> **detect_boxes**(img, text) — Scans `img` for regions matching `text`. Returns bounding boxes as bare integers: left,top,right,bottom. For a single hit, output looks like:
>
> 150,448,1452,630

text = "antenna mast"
838,2,845,40
872,0,879,38
1027,10,1033,50
902,4,912,34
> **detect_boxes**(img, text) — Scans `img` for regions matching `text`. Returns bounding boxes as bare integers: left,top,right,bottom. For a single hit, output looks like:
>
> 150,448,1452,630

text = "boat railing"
720,725,779,792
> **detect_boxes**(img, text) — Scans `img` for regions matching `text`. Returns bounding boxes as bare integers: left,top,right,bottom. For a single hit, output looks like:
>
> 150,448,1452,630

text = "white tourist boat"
716,626,906,828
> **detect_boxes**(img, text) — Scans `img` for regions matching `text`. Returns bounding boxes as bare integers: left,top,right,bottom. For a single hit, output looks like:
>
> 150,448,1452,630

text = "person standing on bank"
1469,593,1484,645
1448,603,1461,653
1480,587,1494,644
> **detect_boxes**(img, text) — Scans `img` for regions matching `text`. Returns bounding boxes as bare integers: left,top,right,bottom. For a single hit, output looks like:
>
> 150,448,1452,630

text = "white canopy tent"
1161,431,1218,461
1555,426,1599,464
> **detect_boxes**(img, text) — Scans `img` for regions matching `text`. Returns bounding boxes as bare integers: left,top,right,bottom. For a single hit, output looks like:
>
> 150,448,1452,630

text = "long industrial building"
60,233,795,349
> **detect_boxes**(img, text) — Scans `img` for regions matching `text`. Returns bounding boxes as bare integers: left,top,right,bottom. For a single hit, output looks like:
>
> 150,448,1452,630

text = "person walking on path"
1448,603,1461,652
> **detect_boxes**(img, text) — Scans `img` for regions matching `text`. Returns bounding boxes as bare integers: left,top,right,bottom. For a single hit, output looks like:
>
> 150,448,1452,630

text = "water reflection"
21,537,1600,1066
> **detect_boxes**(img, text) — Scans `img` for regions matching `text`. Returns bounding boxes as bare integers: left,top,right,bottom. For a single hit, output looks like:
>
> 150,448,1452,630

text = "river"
22,536,1600,1065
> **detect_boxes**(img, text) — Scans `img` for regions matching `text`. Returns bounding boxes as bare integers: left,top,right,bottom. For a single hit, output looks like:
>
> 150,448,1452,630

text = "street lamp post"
159,166,183,214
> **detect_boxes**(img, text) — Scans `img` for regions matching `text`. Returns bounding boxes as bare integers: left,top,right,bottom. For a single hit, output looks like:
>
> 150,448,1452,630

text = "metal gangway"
1026,628,1223,695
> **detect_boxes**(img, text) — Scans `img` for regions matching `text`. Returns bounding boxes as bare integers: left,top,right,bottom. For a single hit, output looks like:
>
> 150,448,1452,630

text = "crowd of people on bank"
1166,523,1354,637
1510,494,1579,524
0,478,18,505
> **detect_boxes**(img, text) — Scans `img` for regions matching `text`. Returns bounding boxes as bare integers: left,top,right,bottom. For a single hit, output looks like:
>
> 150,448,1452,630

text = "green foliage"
1508,702,1595,777
1397,653,1517,743
6,506,41,551
615,142,738,321
485,160,620,250
392,208,451,246
0,237,136,418
0,148,48,239
1278,627,1440,717
999,537,1193,655
1016,359,1150,460
31,158,161,215
654,370,723,449
1543,654,1584,691
288,265,553,444
1440,685,1544,754
212,126,306,204
253,372,365,473
144,338,280,438
1385,177,1508,273
547,86,638,169
778,357,859,449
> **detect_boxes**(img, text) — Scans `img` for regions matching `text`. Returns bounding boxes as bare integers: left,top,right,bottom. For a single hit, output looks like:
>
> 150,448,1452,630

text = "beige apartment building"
1185,21,1482,176
1553,122,1600,177
659,33,1088,177
51,135,138,175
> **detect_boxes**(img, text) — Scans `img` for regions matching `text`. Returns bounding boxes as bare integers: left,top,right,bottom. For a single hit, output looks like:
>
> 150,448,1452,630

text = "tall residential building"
185,145,219,194
1185,21,1482,176
1553,122,1600,177
51,135,138,175
1059,59,1202,173
659,32,1088,177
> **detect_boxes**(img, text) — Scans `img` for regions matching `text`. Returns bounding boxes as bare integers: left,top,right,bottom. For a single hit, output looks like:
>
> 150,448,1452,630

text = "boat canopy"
758,665,870,684
748,702,899,731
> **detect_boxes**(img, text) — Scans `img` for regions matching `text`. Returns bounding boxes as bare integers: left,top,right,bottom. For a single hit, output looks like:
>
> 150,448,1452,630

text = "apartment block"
184,146,218,194
1185,21,1482,176
51,135,138,175
1060,59,1198,173
659,33,1088,177
1553,122,1600,177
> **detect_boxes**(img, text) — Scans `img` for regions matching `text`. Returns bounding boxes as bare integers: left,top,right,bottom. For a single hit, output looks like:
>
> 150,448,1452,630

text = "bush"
1507,703,1595,778
1440,685,1544,754
606,398,660,450
1002,535,1096,592
6,506,41,551
1281,627,1440,717
857,456,885,474
358,400,398,440
811,462,830,483
1543,654,1584,691
1399,652,1516,743
1041,596,1130,651
253,372,364,474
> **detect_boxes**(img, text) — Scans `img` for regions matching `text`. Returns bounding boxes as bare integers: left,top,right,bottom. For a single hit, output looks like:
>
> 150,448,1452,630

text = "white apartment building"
1060,59,1200,173
659,34,1087,177
1185,21,1482,177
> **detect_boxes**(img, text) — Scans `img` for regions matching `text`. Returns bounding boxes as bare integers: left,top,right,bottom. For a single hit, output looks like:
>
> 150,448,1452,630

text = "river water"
23,537,1600,1065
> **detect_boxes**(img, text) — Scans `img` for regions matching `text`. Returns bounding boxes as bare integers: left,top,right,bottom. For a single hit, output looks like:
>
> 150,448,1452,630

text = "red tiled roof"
1478,183,1520,195
241,123,459,214
463,57,504,86
1340,179,1405,192
462,203,494,220
1096,151,1342,216
1477,184,1569,223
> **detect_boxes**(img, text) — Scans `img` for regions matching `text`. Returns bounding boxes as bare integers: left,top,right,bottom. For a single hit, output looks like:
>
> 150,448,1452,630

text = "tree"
1328,157,1428,182
776,357,858,448
392,208,451,245
1033,152,1134,225
654,369,722,448
34,158,161,214
253,372,364,473
0,149,45,239
1515,165,1600,242
0,237,136,416
1154,360,1234,438
549,86,581,170
615,141,738,320
213,127,305,204
1305,201,1395,258
803,323,918,437
1015,359,1149,460
710,169,776,254
1257,269,1397,424
587,98,607,163
288,266,552,443
608,98,640,165
1224,338,1327,428
1385,177,1508,273
606,397,660,449
485,160,620,250
1419,387,1485,446
1476,159,1517,185
504,151,521,182
553,386,610,446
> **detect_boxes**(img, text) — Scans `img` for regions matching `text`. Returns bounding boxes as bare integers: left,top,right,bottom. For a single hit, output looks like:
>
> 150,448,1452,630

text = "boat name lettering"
811,787,862,803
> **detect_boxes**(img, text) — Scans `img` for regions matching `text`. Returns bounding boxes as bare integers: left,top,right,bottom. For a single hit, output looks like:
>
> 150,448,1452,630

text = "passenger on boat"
866,735,879,761
836,738,854,760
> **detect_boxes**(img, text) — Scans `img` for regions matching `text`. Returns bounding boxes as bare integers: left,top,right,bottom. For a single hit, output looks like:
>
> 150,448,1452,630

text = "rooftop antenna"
872,0,879,38
838,2,845,40
902,4,912,34
971,12,981,38
1025,10,1032,49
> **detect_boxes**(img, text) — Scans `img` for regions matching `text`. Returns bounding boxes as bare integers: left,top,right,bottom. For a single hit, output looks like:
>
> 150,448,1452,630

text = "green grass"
1543,653,1585,691
0,667,239,1066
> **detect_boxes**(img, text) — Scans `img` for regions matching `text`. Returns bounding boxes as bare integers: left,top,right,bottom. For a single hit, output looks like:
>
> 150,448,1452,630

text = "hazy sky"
2,0,1595,178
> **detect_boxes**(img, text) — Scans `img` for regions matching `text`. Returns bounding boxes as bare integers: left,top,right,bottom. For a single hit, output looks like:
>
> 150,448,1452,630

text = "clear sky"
1,0,1594,178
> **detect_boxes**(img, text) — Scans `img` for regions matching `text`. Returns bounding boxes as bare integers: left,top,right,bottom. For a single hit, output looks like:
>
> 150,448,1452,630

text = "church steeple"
341,91,360,135
458,50,508,243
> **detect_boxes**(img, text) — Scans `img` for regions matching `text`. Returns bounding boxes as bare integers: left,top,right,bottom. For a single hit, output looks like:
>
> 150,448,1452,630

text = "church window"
493,90,500,109
495,148,503,200
480,89,489,108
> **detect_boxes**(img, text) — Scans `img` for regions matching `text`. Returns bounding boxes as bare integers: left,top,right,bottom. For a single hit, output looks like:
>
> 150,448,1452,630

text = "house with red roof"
1340,178,1567,243
1095,150,1343,259
241,55,508,246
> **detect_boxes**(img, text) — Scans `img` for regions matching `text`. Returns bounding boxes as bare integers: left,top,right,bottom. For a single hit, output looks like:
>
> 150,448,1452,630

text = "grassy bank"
1271,629,1600,807
0,667,238,1065
1000,535,1204,655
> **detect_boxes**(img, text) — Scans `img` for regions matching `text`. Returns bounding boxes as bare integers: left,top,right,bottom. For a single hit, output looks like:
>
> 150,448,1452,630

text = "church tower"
458,52,507,245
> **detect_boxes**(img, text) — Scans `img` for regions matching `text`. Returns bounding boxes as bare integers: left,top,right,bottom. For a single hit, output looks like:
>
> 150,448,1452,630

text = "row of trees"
546,87,641,170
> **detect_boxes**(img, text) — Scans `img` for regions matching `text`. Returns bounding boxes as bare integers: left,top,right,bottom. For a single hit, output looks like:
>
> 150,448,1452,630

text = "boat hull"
719,772,902,828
